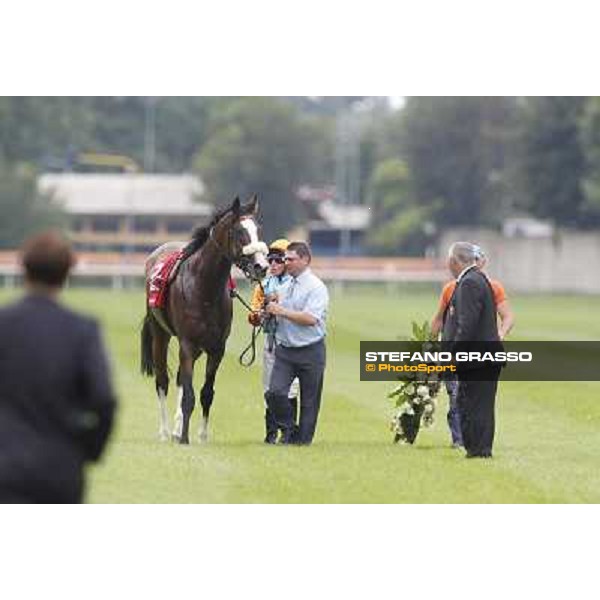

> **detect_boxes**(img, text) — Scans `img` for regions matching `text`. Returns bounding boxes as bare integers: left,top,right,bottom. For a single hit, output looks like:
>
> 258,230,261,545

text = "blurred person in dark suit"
431,245,514,449
0,231,117,503
443,242,502,459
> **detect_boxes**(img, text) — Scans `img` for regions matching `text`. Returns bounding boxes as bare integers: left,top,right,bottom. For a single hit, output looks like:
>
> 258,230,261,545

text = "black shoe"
264,432,277,444
278,429,295,445
466,452,493,459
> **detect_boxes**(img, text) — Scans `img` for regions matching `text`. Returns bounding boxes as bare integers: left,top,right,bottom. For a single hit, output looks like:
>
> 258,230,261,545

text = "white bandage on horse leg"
172,387,183,439
157,388,170,442
198,415,209,443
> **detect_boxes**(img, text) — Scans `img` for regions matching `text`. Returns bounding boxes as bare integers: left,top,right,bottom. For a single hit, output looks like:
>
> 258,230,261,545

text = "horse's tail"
140,313,154,377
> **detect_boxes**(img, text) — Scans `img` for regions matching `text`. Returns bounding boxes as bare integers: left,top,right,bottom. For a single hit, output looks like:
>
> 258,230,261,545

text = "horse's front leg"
178,344,198,445
199,348,225,443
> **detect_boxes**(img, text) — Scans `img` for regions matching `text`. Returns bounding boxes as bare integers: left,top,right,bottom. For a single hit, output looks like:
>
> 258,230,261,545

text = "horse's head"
215,195,268,281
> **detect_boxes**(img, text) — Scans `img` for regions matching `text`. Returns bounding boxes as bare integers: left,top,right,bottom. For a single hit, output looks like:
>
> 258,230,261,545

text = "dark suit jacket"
442,266,503,371
0,294,116,502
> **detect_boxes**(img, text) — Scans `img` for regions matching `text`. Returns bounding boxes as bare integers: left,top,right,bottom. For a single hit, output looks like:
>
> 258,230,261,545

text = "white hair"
448,241,480,266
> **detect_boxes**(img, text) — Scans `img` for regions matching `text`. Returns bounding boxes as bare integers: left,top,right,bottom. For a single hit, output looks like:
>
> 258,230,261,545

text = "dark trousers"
0,490,81,503
445,374,463,446
267,340,326,445
265,396,298,440
0,477,83,504
457,366,501,457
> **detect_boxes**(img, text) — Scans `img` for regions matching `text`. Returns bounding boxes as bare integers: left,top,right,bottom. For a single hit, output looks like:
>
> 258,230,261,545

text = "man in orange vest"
431,245,514,448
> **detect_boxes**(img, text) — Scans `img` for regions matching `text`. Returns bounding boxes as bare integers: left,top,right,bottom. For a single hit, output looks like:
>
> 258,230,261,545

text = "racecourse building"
37,173,212,254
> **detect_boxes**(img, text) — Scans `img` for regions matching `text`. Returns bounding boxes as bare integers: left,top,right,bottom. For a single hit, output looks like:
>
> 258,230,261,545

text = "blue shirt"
262,272,292,297
261,273,291,335
275,268,329,347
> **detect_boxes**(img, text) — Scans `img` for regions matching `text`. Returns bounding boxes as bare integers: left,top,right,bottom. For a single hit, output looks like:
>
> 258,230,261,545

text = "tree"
578,97,600,224
400,97,519,228
194,97,330,240
518,96,587,227
0,97,94,165
365,158,437,255
0,161,66,249
87,97,217,172
0,97,218,174
283,96,369,116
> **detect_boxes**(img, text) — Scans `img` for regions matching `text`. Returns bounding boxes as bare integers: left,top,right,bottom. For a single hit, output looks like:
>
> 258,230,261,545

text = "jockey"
248,238,300,443
249,238,291,321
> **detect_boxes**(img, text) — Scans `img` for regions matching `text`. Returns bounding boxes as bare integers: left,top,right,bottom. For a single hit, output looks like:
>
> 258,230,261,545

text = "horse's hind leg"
199,348,225,443
152,325,171,442
178,344,198,445
172,367,184,440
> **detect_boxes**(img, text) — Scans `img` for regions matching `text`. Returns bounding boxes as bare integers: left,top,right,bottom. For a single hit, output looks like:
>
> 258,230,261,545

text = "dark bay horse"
140,195,268,444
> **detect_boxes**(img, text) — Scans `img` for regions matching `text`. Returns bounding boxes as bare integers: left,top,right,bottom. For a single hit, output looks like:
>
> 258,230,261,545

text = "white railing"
0,252,447,287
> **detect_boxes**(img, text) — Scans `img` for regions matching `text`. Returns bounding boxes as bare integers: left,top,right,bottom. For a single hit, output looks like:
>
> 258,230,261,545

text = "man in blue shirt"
265,241,329,445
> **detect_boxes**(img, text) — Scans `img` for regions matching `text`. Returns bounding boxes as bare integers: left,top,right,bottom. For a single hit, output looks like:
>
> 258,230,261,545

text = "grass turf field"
2,285,599,503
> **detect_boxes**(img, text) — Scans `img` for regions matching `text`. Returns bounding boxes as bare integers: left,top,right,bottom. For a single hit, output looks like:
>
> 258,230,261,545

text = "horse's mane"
181,203,234,259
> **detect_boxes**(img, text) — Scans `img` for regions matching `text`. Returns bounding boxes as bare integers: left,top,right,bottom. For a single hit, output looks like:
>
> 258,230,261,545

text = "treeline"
0,97,343,245
367,97,600,254
1,96,600,251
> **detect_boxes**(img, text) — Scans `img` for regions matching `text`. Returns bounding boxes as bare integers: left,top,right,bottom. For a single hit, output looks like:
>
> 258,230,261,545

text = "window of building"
91,215,121,232
166,218,192,234
70,217,86,232
132,216,158,233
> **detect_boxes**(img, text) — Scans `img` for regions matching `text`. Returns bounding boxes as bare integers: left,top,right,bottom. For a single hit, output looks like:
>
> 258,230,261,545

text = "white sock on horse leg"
172,387,183,438
198,416,209,443
157,388,170,442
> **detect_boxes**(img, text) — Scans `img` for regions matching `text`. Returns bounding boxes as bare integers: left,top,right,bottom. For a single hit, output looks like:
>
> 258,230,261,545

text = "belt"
278,339,325,350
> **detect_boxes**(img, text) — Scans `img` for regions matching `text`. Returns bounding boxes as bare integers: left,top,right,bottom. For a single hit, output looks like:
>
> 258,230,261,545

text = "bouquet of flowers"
388,321,442,444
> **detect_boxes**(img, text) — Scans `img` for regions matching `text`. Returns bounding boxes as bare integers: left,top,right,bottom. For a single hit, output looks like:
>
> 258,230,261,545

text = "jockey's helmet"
267,238,290,258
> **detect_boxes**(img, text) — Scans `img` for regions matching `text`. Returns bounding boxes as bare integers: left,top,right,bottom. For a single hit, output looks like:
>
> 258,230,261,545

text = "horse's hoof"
171,433,181,443
158,431,171,442
179,436,189,445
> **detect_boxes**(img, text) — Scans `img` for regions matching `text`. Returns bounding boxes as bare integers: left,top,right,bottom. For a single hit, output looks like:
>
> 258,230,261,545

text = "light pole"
335,108,361,256
144,97,157,173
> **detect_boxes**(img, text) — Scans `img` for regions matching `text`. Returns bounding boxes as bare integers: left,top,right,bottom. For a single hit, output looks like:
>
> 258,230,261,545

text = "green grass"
2,285,599,503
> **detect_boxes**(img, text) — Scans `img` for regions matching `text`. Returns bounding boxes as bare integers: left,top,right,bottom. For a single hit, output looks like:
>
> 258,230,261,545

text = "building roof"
310,200,371,231
38,173,212,217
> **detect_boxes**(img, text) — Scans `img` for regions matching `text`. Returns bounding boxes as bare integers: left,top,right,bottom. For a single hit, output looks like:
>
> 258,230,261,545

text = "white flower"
417,385,429,398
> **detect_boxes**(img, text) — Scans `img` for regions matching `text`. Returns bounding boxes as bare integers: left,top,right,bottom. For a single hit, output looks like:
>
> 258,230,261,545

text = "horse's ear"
232,196,241,217
244,193,259,215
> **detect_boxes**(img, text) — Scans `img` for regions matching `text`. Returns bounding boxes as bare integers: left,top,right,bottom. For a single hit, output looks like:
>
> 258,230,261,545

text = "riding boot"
264,395,278,444
266,391,295,444
289,396,298,425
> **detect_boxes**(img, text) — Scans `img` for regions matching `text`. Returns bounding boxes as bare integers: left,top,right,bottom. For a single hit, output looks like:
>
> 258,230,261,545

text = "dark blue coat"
0,294,116,502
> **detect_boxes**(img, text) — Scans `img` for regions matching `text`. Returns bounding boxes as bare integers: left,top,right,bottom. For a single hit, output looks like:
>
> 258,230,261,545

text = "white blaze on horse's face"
240,217,269,277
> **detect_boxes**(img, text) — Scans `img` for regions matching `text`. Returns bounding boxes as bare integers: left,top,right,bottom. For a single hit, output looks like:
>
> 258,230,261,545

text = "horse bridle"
208,217,267,283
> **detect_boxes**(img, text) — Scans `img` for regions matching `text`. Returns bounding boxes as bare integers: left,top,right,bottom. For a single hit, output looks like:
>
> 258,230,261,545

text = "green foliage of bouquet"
388,321,442,444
